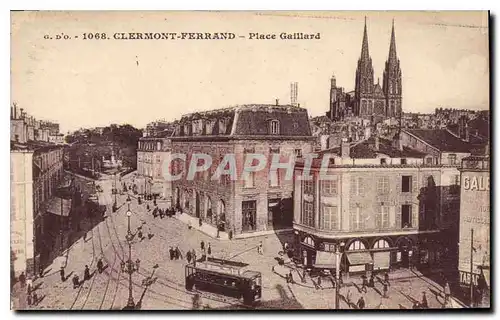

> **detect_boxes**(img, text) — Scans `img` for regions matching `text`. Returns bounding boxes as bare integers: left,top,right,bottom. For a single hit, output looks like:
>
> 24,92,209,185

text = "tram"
185,257,262,306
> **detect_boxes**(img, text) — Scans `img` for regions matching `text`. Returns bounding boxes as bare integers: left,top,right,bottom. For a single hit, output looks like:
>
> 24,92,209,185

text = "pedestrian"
147,204,150,211
153,209,157,219
186,250,192,264
175,246,182,260
383,283,388,298
32,292,38,306
288,271,294,284
200,241,205,251
19,272,26,287
169,247,174,260
202,247,207,261
60,267,65,282
339,270,344,286
38,268,44,279
27,278,33,295
368,274,375,287
192,250,197,267
257,241,263,255
160,209,164,219
138,229,144,241
346,289,352,304
188,221,192,230
207,243,212,256
361,274,368,293
72,275,80,289
97,258,104,273
199,217,203,227
84,265,90,281
317,276,322,289
444,282,451,304
384,272,390,286
357,296,366,309
421,292,428,309
27,292,32,306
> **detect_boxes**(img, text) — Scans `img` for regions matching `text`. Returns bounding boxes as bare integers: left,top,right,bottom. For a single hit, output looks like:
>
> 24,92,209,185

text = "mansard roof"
174,104,312,138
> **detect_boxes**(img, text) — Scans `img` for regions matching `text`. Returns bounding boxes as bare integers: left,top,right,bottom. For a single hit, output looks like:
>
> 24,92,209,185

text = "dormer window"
270,120,280,135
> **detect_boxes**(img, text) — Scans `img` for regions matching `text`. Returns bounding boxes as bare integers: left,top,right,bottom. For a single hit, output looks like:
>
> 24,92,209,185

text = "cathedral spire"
360,16,370,62
388,19,398,63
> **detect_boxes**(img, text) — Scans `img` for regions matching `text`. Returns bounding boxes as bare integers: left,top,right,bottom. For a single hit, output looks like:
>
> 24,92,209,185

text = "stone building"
292,136,463,274
457,153,490,307
171,103,314,236
11,141,64,278
327,18,402,122
136,133,173,204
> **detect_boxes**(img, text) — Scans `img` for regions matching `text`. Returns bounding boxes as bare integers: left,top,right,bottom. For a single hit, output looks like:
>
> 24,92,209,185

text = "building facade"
293,136,461,274
136,136,173,204
457,154,490,307
171,104,314,236
11,142,64,278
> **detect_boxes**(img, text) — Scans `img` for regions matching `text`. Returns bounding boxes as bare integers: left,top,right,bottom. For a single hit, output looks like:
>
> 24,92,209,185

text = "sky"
11,11,489,133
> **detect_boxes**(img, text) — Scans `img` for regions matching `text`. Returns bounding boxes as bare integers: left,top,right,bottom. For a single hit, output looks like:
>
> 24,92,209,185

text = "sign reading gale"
458,171,490,276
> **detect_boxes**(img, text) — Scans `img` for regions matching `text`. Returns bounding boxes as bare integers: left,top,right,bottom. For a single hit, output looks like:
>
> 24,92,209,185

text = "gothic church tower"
382,20,402,118
354,17,375,116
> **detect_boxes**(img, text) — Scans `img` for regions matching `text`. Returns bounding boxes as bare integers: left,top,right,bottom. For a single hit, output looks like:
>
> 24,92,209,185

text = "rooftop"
404,129,478,153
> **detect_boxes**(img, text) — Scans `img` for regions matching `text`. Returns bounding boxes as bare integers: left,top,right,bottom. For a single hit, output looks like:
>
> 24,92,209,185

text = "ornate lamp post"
127,194,132,210
334,242,345,310
335,247,341,309
122,209,140,310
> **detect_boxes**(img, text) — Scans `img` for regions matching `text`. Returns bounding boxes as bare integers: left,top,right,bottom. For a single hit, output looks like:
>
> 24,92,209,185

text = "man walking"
257,241,263,255
60,267,65,282
97,258,104,273
357,296,366,309
84,265,91,281
360,274,368,293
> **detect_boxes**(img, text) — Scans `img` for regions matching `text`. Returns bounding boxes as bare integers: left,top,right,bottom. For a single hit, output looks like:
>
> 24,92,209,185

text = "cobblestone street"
12,175,465,310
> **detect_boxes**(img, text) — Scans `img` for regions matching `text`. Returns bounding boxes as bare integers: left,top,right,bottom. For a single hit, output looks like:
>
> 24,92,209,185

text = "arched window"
270,120,280,135
373,239,390,249
303,236,315,247
348,240,366,251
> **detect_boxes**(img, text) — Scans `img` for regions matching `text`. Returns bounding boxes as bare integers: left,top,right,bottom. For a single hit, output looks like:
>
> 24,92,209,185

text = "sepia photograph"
9,11,490,310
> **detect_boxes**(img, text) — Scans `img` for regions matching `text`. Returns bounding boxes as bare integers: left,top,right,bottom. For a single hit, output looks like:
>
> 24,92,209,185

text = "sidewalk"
175,213,229,240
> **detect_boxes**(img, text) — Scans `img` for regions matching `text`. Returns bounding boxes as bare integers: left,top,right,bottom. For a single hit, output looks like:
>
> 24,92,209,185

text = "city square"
10,11,489,311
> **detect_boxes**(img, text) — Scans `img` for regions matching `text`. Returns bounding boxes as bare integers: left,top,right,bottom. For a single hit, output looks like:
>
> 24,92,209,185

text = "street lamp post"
335,247,341,310
122,209,140,310
470,228,474,307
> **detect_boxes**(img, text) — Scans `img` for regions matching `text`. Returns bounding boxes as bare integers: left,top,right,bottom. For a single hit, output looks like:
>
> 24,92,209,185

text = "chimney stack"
341,138,350,158
275,98,279,106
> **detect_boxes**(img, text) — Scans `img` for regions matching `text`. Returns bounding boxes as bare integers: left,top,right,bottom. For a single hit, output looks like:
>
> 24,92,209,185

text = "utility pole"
470,228,474,307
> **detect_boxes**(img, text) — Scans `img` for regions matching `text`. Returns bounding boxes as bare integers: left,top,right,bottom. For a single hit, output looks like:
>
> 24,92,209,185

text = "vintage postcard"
10,11,490,310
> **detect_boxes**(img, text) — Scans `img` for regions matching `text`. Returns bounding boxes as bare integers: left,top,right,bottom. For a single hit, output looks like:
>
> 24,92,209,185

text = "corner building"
293,136,459,274
171,104,314,236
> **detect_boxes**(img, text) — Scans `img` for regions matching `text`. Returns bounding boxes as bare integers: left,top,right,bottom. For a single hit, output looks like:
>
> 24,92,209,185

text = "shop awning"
314,251,337,269
483,269,490,288
346,251,373,265
46,197,72,216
